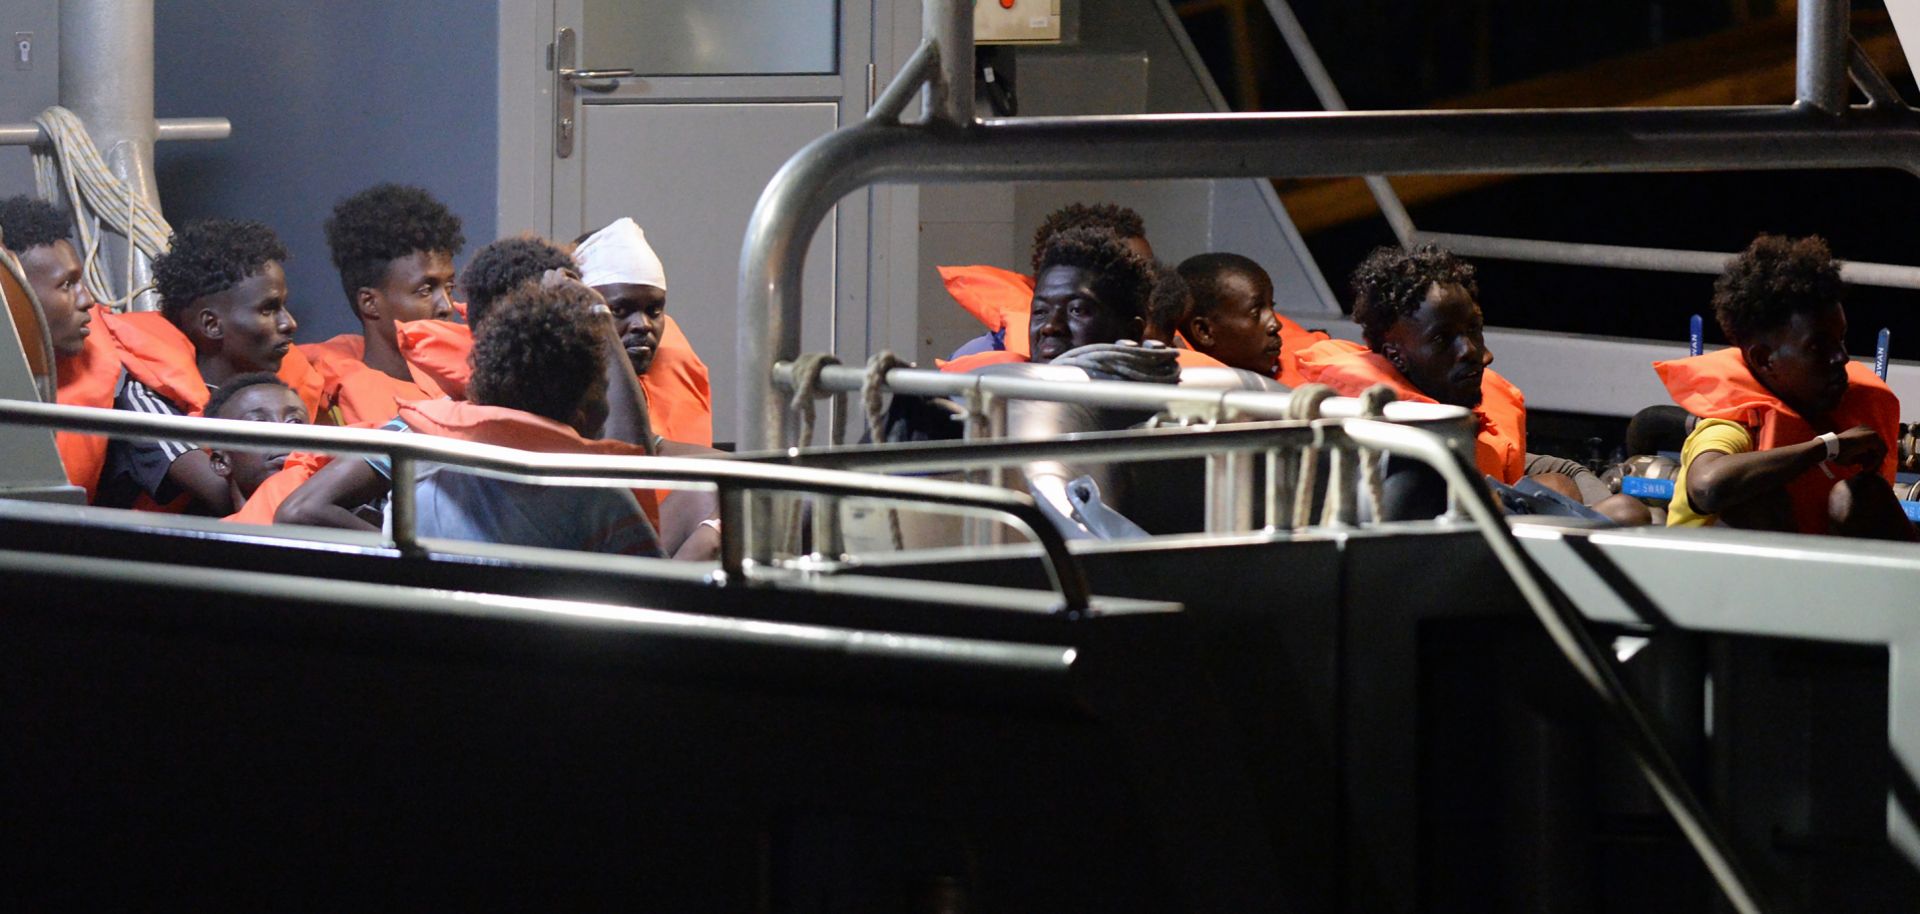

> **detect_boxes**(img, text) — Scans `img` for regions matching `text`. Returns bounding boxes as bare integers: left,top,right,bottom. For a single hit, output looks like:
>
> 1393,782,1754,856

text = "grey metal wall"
151,0,499,342
0,1,60,200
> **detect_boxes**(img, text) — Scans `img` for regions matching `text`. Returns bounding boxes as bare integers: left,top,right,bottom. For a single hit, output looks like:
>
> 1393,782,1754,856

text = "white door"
542,0,872,447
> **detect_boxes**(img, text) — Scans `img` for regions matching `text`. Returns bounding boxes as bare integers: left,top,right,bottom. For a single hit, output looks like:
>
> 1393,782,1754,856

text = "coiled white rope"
31,106,172,310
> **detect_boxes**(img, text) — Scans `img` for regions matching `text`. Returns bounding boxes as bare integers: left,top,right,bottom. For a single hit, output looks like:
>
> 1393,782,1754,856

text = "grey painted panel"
0,0,58,199
581,0,838,75
575,101,838,446
152,0,498,343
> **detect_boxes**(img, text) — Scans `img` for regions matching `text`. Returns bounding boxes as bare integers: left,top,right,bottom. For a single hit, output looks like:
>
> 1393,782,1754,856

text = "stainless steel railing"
0,399,1093,615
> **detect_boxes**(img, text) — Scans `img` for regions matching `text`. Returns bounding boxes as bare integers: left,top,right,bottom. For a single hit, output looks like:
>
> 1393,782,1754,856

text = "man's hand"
539,267,616,335
1834,424,1886,469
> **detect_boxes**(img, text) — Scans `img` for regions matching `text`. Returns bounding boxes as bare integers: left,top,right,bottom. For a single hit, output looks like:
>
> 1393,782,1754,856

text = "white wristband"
697,517,722,534
1816,431,1840,460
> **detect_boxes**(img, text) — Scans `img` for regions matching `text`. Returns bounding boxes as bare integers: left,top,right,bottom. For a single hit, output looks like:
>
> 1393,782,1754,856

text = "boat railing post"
1798,0,1852,115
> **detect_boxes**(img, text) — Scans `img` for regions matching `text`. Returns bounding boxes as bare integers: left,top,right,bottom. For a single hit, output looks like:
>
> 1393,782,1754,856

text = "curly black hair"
153,219,290,324
0,196,69,254
457,235,575,327
1029,203,1146,274
323,183,465,308
1712,234,1842,345
1178,252,1268,319
1034,226,1156,324
1144,262,1193,341
1349,243,1479,349
468,283,604,424
204,372,294,419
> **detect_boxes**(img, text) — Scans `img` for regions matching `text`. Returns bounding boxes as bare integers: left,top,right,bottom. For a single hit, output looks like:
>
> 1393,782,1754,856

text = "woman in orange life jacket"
304,183,464,426
0,196,110,499
1656,234,1911,539
95,219,307,514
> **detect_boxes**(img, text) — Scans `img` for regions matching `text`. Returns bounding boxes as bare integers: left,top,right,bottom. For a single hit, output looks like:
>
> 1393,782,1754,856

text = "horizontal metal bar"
771,362,1470,423
1418,230,1920,290
0,546,1077,673
0,116,231,147
0,398,1093,613
738,103,1920,451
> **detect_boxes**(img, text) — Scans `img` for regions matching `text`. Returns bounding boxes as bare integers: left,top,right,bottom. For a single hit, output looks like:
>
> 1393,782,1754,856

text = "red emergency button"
1000,0,1016,8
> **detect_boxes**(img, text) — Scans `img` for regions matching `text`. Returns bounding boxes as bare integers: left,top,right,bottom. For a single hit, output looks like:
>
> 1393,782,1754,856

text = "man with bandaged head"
574,218,713,448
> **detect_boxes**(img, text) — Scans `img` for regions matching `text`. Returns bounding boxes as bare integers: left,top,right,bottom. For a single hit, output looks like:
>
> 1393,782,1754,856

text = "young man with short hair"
940,202,1155,361
1657,234,1910,538
307,184,464,425
574,217,714,447
201,372,326,525
96,218,315,513
941,226,1165,374
1177,252,1329,386
0,196,112,498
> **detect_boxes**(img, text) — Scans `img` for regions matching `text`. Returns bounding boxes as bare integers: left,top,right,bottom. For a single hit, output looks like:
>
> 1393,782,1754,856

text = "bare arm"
656,439,721,560
540,268,654,452
1687,424,1883,516
275,457,390,530
166,450,235,515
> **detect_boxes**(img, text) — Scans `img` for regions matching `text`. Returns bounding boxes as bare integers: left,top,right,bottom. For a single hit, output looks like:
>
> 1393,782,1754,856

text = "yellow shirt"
1666,418,1755,527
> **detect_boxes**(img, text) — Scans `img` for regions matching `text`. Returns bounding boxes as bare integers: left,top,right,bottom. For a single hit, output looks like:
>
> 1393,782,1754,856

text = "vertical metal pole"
923,0,974,127
1797,0,1851,115
60,0,162,311
718,485,749,584
387,455,419,555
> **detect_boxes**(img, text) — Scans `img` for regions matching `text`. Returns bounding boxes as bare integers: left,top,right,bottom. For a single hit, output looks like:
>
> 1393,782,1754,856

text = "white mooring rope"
31,106,172,310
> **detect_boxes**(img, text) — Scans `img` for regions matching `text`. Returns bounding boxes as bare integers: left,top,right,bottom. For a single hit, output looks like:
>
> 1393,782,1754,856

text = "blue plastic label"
1621,476,1675,502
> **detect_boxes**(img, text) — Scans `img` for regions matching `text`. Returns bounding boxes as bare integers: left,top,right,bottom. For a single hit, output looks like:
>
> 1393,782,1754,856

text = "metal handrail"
1343,418,1773,914
0,399,1093,615
771,361,1470,423
737,0,1920,452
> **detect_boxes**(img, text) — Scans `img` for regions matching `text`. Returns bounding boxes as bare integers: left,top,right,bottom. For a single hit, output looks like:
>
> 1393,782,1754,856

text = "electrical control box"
975,0,1063,45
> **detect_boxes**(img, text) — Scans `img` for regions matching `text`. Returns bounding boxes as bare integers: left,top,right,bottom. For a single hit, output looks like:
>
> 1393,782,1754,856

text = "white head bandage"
574,217,666,291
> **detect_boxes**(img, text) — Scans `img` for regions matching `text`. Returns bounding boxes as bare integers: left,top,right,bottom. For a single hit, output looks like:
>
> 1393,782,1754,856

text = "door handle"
560,68,635,83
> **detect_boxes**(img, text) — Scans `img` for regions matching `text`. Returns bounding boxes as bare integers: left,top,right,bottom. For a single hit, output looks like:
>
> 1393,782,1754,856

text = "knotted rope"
1356,383,1398,524
786,352,845,449
860,350,913,549
31,107,172,310
1286,383,1335,529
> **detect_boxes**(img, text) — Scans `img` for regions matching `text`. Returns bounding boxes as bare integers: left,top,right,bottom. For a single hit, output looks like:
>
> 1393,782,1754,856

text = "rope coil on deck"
31,107,171,310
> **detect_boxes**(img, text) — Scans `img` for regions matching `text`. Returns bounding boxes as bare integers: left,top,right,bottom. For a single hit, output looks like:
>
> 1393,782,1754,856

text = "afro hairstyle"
153,219,289,324
1144,262,1194,340
0,196,70,254
1712,234,1843,345
1178,252,1271,319
204,372,295,419
323,183,465,308
1029,203,1146,274
1033,226,1156,325
1348,243,1479,350
468,282,605,425
457,235,575,327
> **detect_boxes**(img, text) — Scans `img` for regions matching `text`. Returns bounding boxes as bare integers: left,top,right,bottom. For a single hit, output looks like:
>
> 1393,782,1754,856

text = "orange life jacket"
1276,315,1331,388
396,315,713,446
397,398,661,528
1294,338,1528,484
1174,347,1228,371
940,264,1034,356
1654,347,1899,535
223,451,332,525
301,334,447,426
53,307,120,500
97,310,323,419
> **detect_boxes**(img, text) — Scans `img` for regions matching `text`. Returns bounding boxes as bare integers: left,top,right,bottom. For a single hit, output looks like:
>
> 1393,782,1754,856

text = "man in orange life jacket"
572,217,715,447
941,226,1167,375
0,196,108,498
1177,252,1331,387
307,183,464,425
278,279,674,557
201,372,320,525
941,202,1154,362
1657,234,1911,539
96,219,301,513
